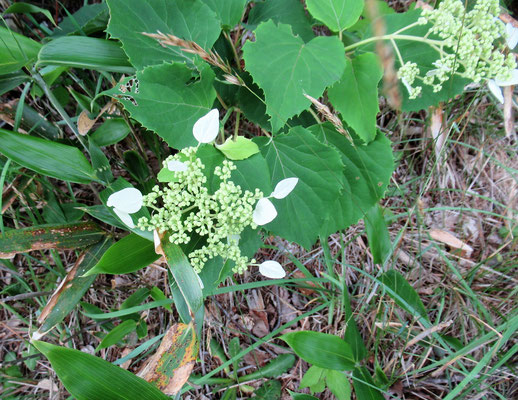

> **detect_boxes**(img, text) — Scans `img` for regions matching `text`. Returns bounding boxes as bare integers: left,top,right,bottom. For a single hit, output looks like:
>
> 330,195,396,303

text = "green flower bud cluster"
137,147,263,274
399,0,516,98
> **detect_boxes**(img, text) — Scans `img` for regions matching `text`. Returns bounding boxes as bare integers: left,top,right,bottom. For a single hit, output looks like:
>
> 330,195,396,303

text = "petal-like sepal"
487,79,504,104
107,188,143,213
167,160,188,172
494,69,518,87
113,208,135,228
253,198,277,225
506,23,518,50
259,260,286,279
193,109,220,143
272,177,298,199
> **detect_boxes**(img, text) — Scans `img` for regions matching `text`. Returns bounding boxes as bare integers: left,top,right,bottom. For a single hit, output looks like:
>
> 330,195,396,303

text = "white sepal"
107,188,143,213
506,23,518,50
272,177,298,199
195,272,204,289
113,208,135,228
259,260,286,279
253,198,277,225
494,69,518,87
487,79,504,104
193,109,220,143
167,160,187,172
227,234,241,244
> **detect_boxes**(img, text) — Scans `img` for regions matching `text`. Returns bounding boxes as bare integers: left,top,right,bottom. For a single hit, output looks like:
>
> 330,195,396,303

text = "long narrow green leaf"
33,341,170,400
3,2,56,26
0,222,104,259
97,320,137,351
0,26,41,74
0,129,96,183
37,36,134,73
163,241,203,318
380,270,428,321
82,299,175,320
365,204,392,264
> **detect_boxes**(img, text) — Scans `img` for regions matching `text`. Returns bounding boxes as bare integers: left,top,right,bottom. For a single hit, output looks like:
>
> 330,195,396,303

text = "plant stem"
224,31,241,70
233,111,240,140
344,34,443,52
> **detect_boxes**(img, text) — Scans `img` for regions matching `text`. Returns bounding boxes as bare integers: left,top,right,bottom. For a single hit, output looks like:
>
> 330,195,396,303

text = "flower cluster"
398,0,517,98
106,109,298,279
137,148,263,274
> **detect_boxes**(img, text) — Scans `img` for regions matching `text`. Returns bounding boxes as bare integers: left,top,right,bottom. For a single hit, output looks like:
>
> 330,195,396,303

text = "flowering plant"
0,0,515,398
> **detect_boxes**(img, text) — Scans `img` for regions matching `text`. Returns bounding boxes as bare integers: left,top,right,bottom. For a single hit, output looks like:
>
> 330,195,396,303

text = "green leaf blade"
106,0,220,70
306,0,364,32
0,26,41,74
328,53,383,143
0,129,96,183
33,341,170,400
86,234,159,276
102,63,216,149
243,21,346,132
310,124,394,237
281,331,356,371
38,36,134,73
380,270,429,321
256,127,345,249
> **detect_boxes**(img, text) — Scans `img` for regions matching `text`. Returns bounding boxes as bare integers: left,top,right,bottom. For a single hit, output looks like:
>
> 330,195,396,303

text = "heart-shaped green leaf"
243,20,345,132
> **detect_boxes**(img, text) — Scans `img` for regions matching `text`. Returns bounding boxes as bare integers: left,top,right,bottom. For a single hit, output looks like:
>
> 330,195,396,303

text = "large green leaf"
380,270,429,321
310,124,393,237
328,52,383,143
37,36,134,73
102,63,216,149
306,0,364,32
37,239,113,337
361,9,469,111
0,129,96,183
281,331,355,371
0,26,41,74
85,234,159,276
247,0,314,42
107,0,220,70
33,341,170,400
201,0,247,30
255,127,345,249
242,20,346,132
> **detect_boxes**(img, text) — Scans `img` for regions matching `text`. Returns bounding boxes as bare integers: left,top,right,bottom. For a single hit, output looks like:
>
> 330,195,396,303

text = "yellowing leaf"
216,136,259,160
138,323,198,396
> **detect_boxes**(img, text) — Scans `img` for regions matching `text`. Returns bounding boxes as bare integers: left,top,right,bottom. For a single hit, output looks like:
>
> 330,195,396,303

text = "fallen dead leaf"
37,378,59,392
429,229,473,258
77,110,96,135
